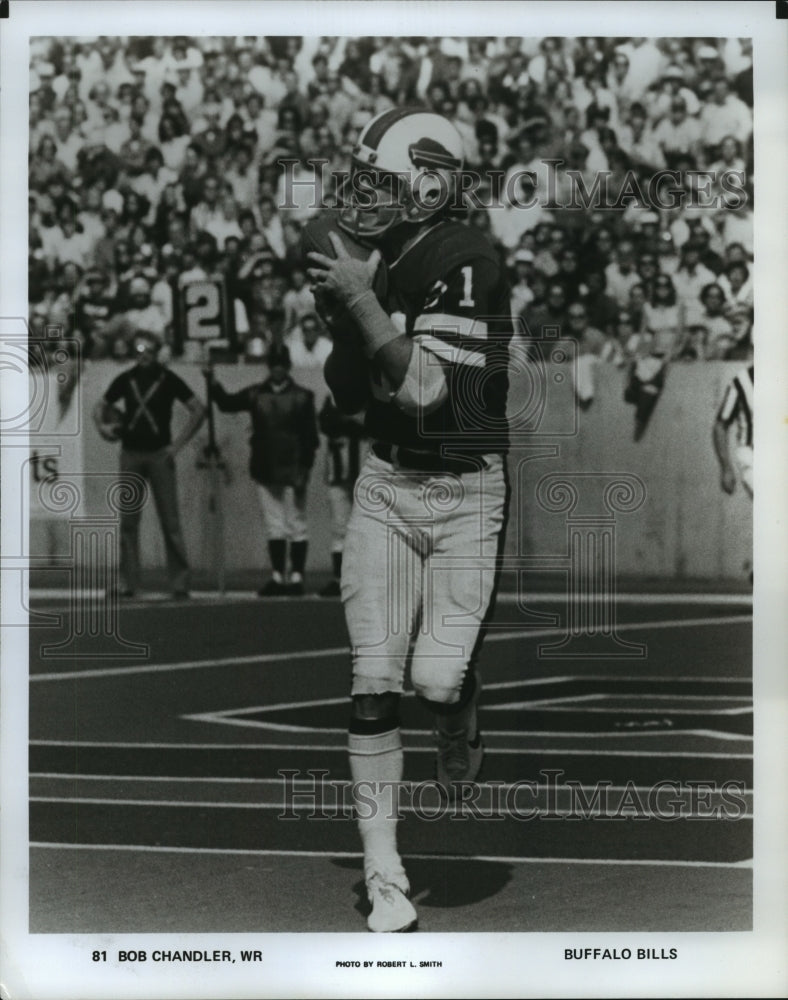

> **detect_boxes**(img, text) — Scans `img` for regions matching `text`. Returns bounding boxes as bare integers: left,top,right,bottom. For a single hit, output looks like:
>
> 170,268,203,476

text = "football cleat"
365,871,418,933
257,579,287,597
435,726,484,797
319,578,341,597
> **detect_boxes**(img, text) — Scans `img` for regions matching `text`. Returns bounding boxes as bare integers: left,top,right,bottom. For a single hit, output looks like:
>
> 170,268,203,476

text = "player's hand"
720,468,736,494
313,285,348,330
307,232,382,306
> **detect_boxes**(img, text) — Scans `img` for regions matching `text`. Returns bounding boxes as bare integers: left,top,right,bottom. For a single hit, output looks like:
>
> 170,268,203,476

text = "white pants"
256,484,308,542
736,445,753,498
328,484,353,554
342,452,508,705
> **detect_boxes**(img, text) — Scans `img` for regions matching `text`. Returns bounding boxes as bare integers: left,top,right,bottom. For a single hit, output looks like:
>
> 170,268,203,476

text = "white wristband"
347,290,401,358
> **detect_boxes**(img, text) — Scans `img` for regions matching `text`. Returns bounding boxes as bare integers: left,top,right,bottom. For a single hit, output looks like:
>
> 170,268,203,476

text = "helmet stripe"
362,106,423,151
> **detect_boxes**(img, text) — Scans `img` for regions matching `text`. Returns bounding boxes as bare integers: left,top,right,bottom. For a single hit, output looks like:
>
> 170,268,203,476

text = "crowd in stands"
28,35,754,371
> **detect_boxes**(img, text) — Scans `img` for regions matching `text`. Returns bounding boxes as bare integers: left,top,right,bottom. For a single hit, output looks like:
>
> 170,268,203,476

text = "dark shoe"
257,579,287,597
319,578,341,597
285,579,305,596
172,590,191,599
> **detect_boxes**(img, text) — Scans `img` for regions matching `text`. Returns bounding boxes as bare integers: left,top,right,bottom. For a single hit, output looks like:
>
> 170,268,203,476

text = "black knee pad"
418,668,477,716
348,714,400,736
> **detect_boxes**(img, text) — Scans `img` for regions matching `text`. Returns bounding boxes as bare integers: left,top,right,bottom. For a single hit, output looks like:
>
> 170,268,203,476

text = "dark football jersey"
365,219,512,455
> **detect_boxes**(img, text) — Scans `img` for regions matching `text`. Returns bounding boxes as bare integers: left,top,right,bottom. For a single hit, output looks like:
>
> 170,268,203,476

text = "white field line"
28,841,753,869
29,589,753,606
30,614,753,683
29,739,753,757
28,774,755,793
29,795,754,822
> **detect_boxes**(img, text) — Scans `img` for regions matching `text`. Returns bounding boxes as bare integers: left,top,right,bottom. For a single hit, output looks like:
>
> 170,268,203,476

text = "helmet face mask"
336,165,407,240
335,107,464,242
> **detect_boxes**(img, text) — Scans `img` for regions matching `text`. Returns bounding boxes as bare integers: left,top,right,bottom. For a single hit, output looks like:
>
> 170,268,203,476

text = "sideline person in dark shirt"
205,343,319,596
93,330,205,597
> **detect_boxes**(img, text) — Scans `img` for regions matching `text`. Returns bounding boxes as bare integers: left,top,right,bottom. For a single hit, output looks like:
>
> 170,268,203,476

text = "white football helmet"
337,107,465,241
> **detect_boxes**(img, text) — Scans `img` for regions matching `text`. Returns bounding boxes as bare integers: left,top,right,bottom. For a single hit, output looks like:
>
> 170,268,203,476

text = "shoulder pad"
396,220,500,292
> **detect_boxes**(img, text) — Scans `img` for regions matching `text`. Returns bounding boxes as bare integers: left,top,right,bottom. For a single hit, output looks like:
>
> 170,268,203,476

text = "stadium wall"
29,359,752,585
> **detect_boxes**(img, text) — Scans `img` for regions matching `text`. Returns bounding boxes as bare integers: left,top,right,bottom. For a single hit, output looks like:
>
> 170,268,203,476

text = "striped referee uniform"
717,365,754,495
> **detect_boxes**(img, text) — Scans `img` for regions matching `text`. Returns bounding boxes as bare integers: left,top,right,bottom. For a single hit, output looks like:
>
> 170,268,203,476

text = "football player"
307,108,513,933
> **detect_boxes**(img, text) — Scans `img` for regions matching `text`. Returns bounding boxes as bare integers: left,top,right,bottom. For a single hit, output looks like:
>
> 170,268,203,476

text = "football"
101,402,126,441
300,210,388,302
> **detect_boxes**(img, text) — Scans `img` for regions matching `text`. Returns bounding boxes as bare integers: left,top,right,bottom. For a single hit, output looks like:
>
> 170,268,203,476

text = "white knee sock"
348,728,406,884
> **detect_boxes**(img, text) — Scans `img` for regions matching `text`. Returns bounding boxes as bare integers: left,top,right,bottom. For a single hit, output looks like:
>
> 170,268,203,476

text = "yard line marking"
180,674,753,720
494,694,751,709
29,589,753,606
28,740,753,758
29,776,754,793
28,842,753,869
29,796,754,821
30,615,752,683
179,718,755,740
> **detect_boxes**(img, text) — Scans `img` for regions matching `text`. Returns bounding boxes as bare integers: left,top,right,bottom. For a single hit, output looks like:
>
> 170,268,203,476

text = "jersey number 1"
459,266,475,308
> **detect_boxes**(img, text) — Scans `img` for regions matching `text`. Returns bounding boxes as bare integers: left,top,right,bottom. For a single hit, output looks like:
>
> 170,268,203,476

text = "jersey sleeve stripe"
414,332,486,368
717,384,738,424
413,313,488,338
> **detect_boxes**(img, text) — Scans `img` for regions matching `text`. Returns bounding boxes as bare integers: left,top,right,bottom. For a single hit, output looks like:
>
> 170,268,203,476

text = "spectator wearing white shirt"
285,313,332,369
653,96,702,170
509,249,536,319
44,199,93,270
76,184,106,249
137,37,170,111
718,258,752,315
203,189,244,248
697,283,736,359
699,76,752,157
92,102,129,154
282,267,316,333
605,240,641,309
617,102,666,173
275,159,321,226
646,65,701,123
242,91,279,154
51,107,84,173
225,143,259,211
189,173,223,238
173,65,204,117
131,147,178,226
672,240,717,325
157,113,191,171
258,196,287,259
615,38,663,102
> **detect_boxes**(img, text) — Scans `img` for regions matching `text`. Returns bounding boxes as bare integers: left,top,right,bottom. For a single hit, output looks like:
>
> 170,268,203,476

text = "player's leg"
410,458,508,795
285,485,309,595
117,449,146,596
341,458,421,931
147,447,190,596
256,484,288,595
